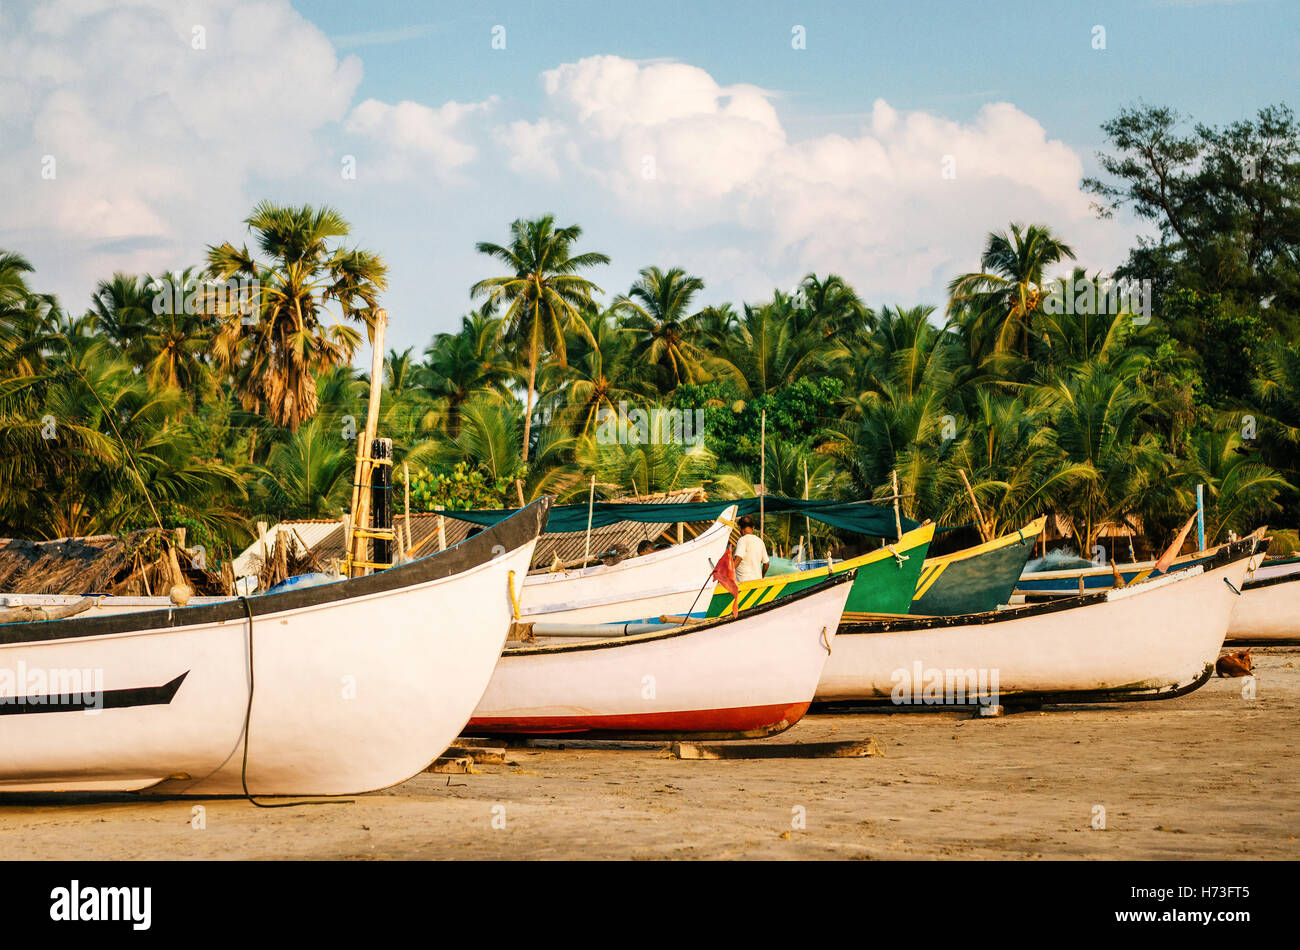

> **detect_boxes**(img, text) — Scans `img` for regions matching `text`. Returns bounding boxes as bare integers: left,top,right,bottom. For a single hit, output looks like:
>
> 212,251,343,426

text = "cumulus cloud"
0,0,362,300
343,97,496,182
499,54,1130,303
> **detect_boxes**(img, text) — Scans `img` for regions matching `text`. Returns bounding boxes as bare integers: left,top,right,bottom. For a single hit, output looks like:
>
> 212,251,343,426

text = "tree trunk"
521,330,538,465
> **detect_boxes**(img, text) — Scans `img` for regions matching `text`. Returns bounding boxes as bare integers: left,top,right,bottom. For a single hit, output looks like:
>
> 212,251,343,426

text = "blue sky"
2,0,1295,358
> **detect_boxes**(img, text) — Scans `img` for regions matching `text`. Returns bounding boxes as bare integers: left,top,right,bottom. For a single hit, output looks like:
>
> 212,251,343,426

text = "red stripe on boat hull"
466,701,811,740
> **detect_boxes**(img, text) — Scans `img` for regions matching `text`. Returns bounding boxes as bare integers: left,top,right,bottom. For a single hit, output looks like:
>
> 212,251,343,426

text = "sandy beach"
2,646,1295,861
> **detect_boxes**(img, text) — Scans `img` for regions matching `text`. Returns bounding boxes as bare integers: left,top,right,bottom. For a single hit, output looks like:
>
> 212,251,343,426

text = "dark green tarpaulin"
449,496,922,539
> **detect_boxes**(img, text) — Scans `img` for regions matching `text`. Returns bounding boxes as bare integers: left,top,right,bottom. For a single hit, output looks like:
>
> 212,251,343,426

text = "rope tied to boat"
820,625,832,655
236,596,353,809
885,544,909,567
508,570,521,620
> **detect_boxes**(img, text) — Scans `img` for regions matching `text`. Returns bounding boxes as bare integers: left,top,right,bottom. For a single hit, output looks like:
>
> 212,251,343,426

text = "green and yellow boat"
703,523,935,618
910,516,1046,616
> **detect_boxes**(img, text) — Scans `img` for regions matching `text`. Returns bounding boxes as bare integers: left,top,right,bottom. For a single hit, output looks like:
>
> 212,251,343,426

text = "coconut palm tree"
257,417,354,519
471,215,609,463
418,310,515,436
207,202,388,432
612,266,709,387
948,223,1077,360
545,310,652,437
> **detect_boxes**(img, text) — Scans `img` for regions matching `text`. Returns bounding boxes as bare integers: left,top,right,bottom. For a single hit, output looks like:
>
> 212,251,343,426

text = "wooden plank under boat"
815,537,1260,705
910,516,1045,616
519,506,734,624
702,523,933,618
465,570,855,740
0,499,550,796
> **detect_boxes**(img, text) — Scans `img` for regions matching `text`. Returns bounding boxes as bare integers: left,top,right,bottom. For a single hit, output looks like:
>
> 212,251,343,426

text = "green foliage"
404,461,514,512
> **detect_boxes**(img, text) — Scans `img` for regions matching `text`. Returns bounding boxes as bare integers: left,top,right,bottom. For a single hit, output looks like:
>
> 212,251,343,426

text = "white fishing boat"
466,570,853,740
516,505,736,624
816,538,1260,704
1227,570,1300,643
0,500,549,796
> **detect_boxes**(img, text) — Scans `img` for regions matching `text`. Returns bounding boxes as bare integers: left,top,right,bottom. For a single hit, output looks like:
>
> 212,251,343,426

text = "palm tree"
612,266,708,387
418,310,514,435
546,310,652,437
471,216,609,463
207,202,388,432
258,417,354,518
948,223,1077,360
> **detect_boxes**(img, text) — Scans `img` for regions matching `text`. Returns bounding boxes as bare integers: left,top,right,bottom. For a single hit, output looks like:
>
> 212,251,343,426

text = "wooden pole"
349,308,387,576
759,409,766,538
959,468,991,543
803,457,812,561
403,461,413,554
890,469,903,541
583,474,596,565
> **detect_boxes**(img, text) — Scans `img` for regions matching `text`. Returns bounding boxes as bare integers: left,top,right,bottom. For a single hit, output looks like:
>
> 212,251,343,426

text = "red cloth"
712,548,740,617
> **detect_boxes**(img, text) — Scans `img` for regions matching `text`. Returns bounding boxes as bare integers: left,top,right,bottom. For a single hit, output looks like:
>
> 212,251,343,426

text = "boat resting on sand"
1226,569,1300,643
910,517,1046,616
466,570,854,740
815,537,1261,705
702,523,934,619
0,500,549,796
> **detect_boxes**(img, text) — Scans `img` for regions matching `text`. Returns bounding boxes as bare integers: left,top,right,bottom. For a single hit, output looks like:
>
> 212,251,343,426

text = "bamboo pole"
803,457,812,561
348,308,387,576
403,461,413,554
759,409,766,538
583,474,596,565
959,468,991,543
890,469,903,541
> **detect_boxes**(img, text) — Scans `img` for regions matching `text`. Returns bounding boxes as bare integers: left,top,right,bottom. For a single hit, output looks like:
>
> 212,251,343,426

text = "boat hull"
703,524,933,618
518,508,734,624
816,540,1257,703
0,503,547,796
911,517,1044,616
1227,572,1300,643
467,572,853,739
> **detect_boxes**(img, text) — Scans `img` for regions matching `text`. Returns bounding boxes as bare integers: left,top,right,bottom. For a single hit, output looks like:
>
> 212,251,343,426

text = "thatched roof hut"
0,530,221,596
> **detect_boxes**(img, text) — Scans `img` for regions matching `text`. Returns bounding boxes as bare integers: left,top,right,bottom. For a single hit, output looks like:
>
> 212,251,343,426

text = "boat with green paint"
910,516,1046,616
703,523,935,618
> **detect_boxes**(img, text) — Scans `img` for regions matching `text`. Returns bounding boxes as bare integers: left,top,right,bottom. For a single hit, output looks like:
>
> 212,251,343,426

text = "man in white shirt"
732,516,769,583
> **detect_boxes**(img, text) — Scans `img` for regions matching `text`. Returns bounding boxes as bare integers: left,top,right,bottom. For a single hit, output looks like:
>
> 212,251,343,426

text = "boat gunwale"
839,538,1259,635
0,498,551,645
522,505,734,584
925,515,1046,566
722,523,933,598
502,568,857,656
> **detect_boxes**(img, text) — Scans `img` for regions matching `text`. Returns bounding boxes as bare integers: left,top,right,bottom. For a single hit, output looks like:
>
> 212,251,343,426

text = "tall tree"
207,202,388,432
612,266,708,387
471,216,609,463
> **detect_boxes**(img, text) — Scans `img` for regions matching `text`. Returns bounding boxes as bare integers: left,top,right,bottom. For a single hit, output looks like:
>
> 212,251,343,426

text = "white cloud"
500,55,1133,304
343,97,495,182
0,0,362,300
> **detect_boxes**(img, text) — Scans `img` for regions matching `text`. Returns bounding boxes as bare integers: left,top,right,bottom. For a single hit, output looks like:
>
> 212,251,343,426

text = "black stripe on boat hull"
0,670,188,715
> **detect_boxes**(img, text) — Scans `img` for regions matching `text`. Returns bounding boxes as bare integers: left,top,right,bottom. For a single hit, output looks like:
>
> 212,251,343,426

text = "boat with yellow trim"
910,516,1046,616
703,523,935,618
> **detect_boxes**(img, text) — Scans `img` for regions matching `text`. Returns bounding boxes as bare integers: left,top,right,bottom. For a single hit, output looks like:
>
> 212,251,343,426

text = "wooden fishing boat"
0,500,549,796
1014,533,1253,598
702,523,934,618
466,570,854,740
519,506,736,624
1227,570,1300,643
815,537,1260,705
910,517,1045,616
